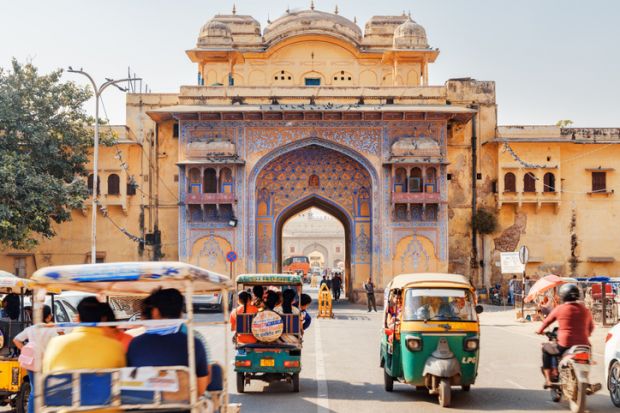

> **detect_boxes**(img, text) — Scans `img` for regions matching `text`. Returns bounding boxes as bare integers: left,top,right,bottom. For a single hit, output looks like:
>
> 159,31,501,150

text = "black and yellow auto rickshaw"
380,273,483,407
0,271,34,413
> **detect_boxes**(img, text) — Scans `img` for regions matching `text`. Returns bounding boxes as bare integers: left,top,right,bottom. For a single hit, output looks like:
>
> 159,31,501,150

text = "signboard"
518,245,529,265
120,367,180,392
500,252,525,274
226,251,237,263
251,310,283,342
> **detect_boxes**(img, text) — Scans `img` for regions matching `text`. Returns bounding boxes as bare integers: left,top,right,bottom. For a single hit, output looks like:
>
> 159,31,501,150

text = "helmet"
559,283,580,303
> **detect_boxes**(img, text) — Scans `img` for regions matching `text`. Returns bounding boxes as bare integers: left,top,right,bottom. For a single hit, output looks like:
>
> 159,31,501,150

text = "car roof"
236,273,303,285
387,273,471,290
32,261,232,295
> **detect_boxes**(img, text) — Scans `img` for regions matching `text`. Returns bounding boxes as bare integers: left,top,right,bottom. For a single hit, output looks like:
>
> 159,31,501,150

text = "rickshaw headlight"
405,337,423,352
464,337,479,352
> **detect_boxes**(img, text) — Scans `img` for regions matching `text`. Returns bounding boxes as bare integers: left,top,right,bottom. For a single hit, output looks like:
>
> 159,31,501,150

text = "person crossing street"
363,278,377,312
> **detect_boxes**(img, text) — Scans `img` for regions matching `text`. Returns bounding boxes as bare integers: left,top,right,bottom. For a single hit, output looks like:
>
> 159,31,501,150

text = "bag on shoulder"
18,342,37,371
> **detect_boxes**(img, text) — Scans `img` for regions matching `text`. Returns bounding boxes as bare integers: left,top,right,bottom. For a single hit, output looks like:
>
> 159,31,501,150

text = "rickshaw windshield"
404,288,476,321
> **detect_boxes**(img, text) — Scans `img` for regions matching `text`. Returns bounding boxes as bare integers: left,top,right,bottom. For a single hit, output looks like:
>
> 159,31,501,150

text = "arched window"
426,167,437,193
358,187,370,217
394,168,407,192
203,168,217,193
504,172,516,192
523,172,536,193
87,174,100,195
543,172,556,192
188,168,201,193
107,174,120,195
219,168,233,193
410,167,423,193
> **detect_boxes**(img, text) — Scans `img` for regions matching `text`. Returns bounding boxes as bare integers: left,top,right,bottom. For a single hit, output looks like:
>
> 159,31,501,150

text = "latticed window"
504,172,516,192
523,172,536,192
592,172,607,192
203,168,217,193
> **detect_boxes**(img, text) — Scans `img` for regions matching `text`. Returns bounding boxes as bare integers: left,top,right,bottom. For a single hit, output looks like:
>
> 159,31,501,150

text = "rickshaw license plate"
260,359,275,367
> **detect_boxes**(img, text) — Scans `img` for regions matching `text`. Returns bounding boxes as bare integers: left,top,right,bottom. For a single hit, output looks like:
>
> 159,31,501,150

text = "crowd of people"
229,285,312,345
319,271,343,301
13,288,211,413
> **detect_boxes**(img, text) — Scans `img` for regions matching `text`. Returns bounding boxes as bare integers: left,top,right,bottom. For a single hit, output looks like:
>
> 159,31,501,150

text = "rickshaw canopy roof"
0,270,33,291
31,261,232,296
236,273,303,285
388,273,471,290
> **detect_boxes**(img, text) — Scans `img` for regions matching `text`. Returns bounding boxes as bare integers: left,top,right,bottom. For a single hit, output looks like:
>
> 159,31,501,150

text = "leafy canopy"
0,60,94,249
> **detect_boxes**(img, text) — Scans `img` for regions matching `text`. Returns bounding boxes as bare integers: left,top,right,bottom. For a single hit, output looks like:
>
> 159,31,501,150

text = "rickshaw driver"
127,288,210,396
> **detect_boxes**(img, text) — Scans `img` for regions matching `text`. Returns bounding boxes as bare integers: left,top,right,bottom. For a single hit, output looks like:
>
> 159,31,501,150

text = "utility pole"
67,68,140,263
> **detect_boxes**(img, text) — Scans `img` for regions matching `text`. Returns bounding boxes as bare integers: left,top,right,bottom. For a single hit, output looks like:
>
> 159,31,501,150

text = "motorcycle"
489,284,503,306
543,328,602,413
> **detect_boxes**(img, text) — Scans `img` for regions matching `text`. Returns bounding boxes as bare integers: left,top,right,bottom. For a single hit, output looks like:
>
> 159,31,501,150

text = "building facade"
2,6,619,299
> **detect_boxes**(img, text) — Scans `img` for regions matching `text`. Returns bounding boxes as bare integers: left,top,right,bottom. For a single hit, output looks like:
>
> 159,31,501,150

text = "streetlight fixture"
67,67,140,264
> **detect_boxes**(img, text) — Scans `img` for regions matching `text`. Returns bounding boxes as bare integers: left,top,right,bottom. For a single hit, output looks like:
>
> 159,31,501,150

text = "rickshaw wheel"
384,369,394,392
461,384,471,392
292,373,300,393
236,372,245,394
438,379,451,407
15,380,30,413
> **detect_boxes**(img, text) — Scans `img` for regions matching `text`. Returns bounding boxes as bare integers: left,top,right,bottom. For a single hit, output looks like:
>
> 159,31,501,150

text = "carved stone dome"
264,9,362,46
197,20,233,48
393,18,429,49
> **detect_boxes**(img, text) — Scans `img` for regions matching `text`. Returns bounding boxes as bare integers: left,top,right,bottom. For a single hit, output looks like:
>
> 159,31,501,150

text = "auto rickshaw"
30,261,238,413
0,271,32,413
233,273,303,393
380,273,483,407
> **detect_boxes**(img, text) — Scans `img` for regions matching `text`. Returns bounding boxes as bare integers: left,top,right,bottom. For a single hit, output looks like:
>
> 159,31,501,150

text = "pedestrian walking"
332,273,342,301
508,275,518,305
363,278,377,312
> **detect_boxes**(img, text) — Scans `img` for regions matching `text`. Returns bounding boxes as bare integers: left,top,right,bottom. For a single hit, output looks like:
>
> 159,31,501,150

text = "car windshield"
404,288,476,321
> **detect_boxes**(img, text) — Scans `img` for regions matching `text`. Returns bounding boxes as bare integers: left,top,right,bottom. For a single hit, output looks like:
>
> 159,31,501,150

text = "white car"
606,322,620,407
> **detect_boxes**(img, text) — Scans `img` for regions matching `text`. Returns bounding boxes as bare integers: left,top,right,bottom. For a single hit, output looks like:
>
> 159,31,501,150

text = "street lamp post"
67,68,139,264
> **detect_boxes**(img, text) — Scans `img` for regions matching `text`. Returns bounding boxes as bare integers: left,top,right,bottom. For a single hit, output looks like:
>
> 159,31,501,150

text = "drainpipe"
470,105,479,286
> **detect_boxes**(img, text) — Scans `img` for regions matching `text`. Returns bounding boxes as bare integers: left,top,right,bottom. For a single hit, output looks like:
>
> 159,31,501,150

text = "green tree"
0,60,93,249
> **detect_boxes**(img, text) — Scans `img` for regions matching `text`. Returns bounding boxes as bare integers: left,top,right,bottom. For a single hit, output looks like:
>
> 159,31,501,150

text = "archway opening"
278,202,350,299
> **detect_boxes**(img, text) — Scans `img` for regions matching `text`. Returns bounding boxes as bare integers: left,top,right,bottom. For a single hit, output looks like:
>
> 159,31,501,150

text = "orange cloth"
230,303,258,344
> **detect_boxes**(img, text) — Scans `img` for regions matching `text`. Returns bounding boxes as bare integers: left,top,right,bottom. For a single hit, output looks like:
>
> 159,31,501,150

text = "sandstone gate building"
3,7,620,298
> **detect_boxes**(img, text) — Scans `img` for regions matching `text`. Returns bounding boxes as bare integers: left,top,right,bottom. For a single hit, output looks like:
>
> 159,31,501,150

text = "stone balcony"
497,191,561,212
184,192,234,204
392,191,441,204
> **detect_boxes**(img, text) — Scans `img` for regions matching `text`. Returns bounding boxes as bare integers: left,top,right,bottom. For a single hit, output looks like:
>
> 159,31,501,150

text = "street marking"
315,319,330,413
505,379,526,389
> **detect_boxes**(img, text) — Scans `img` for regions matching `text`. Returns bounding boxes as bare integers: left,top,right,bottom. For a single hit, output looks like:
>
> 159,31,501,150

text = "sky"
1,0,618,127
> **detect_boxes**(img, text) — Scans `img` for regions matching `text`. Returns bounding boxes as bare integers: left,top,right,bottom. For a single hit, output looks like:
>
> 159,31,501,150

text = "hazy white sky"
1,0,618,126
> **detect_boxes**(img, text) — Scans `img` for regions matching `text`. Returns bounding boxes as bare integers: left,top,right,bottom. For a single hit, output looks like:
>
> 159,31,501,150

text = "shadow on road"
321,380,611,411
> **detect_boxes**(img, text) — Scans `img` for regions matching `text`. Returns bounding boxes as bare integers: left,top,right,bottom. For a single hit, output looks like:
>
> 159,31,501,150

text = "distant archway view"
281,207,347,296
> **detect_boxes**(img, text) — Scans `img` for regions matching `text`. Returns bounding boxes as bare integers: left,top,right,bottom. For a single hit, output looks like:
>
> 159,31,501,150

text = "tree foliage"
0,60,93,249
472,208,497,235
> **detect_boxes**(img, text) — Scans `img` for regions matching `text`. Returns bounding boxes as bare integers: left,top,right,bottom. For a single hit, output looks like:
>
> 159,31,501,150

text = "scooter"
543,328,602,413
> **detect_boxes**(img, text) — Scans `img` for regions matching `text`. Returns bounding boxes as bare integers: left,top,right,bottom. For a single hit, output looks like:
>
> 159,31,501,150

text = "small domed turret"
393,18,429,49
197,20,233,48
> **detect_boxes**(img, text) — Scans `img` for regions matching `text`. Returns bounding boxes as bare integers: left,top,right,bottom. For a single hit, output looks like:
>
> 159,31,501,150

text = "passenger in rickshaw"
252,285,265,309
263,290,279,311
298,293,312,330
126,288,210,396
1,289,20,320
13,305,57,413
43,296,126,373
385,290,402,344
408,296,452,320
230,291,258,344
275,289,301,345
100,302,133,352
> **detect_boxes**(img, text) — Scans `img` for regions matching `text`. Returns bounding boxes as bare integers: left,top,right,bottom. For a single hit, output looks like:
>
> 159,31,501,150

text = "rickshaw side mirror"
475,305,484,314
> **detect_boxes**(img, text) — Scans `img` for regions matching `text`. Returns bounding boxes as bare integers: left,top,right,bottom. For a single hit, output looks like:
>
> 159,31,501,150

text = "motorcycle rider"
536,283,594,387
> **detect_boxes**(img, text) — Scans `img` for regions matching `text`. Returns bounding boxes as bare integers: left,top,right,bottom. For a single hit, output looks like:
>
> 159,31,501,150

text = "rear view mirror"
475,305,484,314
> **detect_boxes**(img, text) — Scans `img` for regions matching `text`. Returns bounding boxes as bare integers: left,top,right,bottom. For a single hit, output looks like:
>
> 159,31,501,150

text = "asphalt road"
198,290,615,413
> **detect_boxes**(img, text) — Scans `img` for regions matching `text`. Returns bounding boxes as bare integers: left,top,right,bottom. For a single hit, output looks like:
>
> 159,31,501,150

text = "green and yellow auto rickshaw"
380,273,483,407
233,274,303,393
